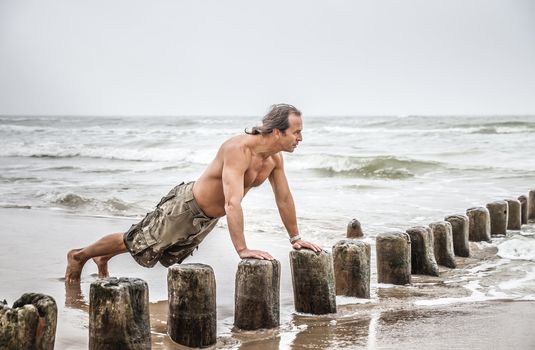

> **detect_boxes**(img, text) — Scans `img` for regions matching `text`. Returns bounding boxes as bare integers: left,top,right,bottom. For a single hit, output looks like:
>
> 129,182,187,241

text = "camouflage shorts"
123,181,219,268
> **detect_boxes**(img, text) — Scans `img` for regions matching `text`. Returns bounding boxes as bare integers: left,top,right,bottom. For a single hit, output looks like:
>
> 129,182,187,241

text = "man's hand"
238,248,274,260
292,239,322,253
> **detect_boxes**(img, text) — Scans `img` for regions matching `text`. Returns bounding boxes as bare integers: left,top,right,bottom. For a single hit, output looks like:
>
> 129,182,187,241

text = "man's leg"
92,252,122,279
65,232,128,283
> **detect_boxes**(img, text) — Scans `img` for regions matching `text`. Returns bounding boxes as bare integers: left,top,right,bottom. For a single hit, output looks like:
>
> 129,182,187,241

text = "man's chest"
243,157,276,188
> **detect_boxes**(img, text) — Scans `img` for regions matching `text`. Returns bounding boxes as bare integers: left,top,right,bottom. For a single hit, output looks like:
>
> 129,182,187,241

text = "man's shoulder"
220,136,252,158
223,134,248,146
222,135,249,150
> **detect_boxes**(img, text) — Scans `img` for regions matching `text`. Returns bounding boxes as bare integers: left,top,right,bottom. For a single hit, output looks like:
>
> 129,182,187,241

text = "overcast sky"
1,0,534,116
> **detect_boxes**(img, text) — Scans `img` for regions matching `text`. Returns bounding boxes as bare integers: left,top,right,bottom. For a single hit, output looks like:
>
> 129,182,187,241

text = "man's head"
246,104,303,152
246,104,301,136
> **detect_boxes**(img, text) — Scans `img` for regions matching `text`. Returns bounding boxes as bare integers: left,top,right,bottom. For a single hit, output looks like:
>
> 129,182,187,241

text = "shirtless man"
65,104,321,283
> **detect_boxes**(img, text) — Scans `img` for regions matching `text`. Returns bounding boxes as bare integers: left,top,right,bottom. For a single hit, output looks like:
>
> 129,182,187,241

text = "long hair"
245,104,301,135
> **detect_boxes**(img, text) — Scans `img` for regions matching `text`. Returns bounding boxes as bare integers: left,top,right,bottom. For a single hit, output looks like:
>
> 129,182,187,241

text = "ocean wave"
40,191,141,214
287,154,442,179
307,124,535,137
0,122,238,137
497,235,535,261
1,143,192,163
304,117,535,135
30,153,82,159
0,175,41,183
469,126,535,135
471,127,499,134
458,121,535,129
54,193,91,207
2,145,218,165
0,204,32,209
369,117,535,130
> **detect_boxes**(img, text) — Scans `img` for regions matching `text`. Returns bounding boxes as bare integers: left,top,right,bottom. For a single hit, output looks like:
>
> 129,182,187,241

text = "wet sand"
1,207,534,349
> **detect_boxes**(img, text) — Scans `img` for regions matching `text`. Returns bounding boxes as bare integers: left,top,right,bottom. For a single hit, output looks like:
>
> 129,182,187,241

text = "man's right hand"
238,248,274,260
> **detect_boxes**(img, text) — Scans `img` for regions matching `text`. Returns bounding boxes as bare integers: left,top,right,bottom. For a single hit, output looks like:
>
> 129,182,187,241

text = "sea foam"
497,235,535,261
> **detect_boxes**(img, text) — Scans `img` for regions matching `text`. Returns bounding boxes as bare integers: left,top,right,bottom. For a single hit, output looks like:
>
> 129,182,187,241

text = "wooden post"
234,259,280,330
346,218,364,238
444,214,470,257
518,195,528,225
406,226,439,276
529,190,535,221
486,200,508,235
429,221,456,268
0,293,57,350
290,249,337,314
505,199,522,230
466,207,491,242
376,231,412,285
89,277,150,350
167,264,216,348
332,240,371,298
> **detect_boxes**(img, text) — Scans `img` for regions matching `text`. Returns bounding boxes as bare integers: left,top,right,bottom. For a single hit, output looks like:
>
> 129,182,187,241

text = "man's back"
193,134,279,218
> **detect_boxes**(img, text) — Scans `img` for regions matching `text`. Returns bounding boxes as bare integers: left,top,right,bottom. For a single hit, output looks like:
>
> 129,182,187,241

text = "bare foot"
92,256,110,278
65,249,86,283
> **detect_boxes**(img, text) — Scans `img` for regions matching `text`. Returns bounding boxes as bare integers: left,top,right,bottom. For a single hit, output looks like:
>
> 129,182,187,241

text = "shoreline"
1,207,534,349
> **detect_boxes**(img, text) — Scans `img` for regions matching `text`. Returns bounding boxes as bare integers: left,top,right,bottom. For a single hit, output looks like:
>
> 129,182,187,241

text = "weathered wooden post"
347,218,364,238
529,190,535,221
0,293,57,350
332,240,371,298
444,214,470,257
518,195,528,225
429,221,456,268
234,259,280,330
290,249,336,314
89,277,150,350
505,199,522,230
167,264,216,348
466,207,491,242
376,231,411,285
486,201,508,235
406,226,439,276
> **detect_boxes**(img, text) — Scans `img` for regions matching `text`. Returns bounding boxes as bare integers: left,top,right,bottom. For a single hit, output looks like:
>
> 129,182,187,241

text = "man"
65,104,321,283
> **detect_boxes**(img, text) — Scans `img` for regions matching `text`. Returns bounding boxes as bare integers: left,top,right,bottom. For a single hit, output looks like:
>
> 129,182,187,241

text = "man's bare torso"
192,135,279,218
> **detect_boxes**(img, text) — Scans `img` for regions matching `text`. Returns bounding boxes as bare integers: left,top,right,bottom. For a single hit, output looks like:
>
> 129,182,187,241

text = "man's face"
279,113,303,152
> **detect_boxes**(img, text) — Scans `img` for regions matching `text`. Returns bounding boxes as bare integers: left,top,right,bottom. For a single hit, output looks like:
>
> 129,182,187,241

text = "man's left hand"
292,239,322,253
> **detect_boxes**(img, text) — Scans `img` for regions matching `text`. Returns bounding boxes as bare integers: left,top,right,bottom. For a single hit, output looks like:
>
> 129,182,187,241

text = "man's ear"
273,129,281,138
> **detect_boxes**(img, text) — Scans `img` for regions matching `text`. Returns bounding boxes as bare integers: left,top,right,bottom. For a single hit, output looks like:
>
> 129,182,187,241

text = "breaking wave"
287,154,442,179
497,235,535,261
38,192,142,215
1,144,210,163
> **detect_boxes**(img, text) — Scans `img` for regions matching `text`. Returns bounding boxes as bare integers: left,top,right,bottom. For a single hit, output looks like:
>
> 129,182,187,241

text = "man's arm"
268,153,321,252
222,144,273,260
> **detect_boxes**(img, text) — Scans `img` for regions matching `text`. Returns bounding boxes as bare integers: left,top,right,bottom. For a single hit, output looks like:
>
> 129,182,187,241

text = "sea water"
1,114,535,307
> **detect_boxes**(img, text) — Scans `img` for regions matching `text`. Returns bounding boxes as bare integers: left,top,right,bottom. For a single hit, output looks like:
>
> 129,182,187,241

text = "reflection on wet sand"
56,237,533,349
233,330,281,350
377,308,467,327
64,282,88,312
290,313,371,349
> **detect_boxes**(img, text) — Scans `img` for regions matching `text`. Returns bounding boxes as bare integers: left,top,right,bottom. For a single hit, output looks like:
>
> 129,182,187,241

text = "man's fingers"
245,249,273,260
262,251,274,260
311,243,322,252
294,240,322,253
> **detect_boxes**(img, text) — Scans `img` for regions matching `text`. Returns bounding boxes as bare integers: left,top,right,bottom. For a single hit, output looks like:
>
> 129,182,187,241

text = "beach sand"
1,207,534,349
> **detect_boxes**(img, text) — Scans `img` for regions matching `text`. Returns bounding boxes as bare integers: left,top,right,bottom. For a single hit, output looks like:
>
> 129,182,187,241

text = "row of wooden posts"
377,192,533,284
1,191,534,349
89,190,535,349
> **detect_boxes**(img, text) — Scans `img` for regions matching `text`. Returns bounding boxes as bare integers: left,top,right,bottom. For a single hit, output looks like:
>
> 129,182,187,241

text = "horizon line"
2,113,535,118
